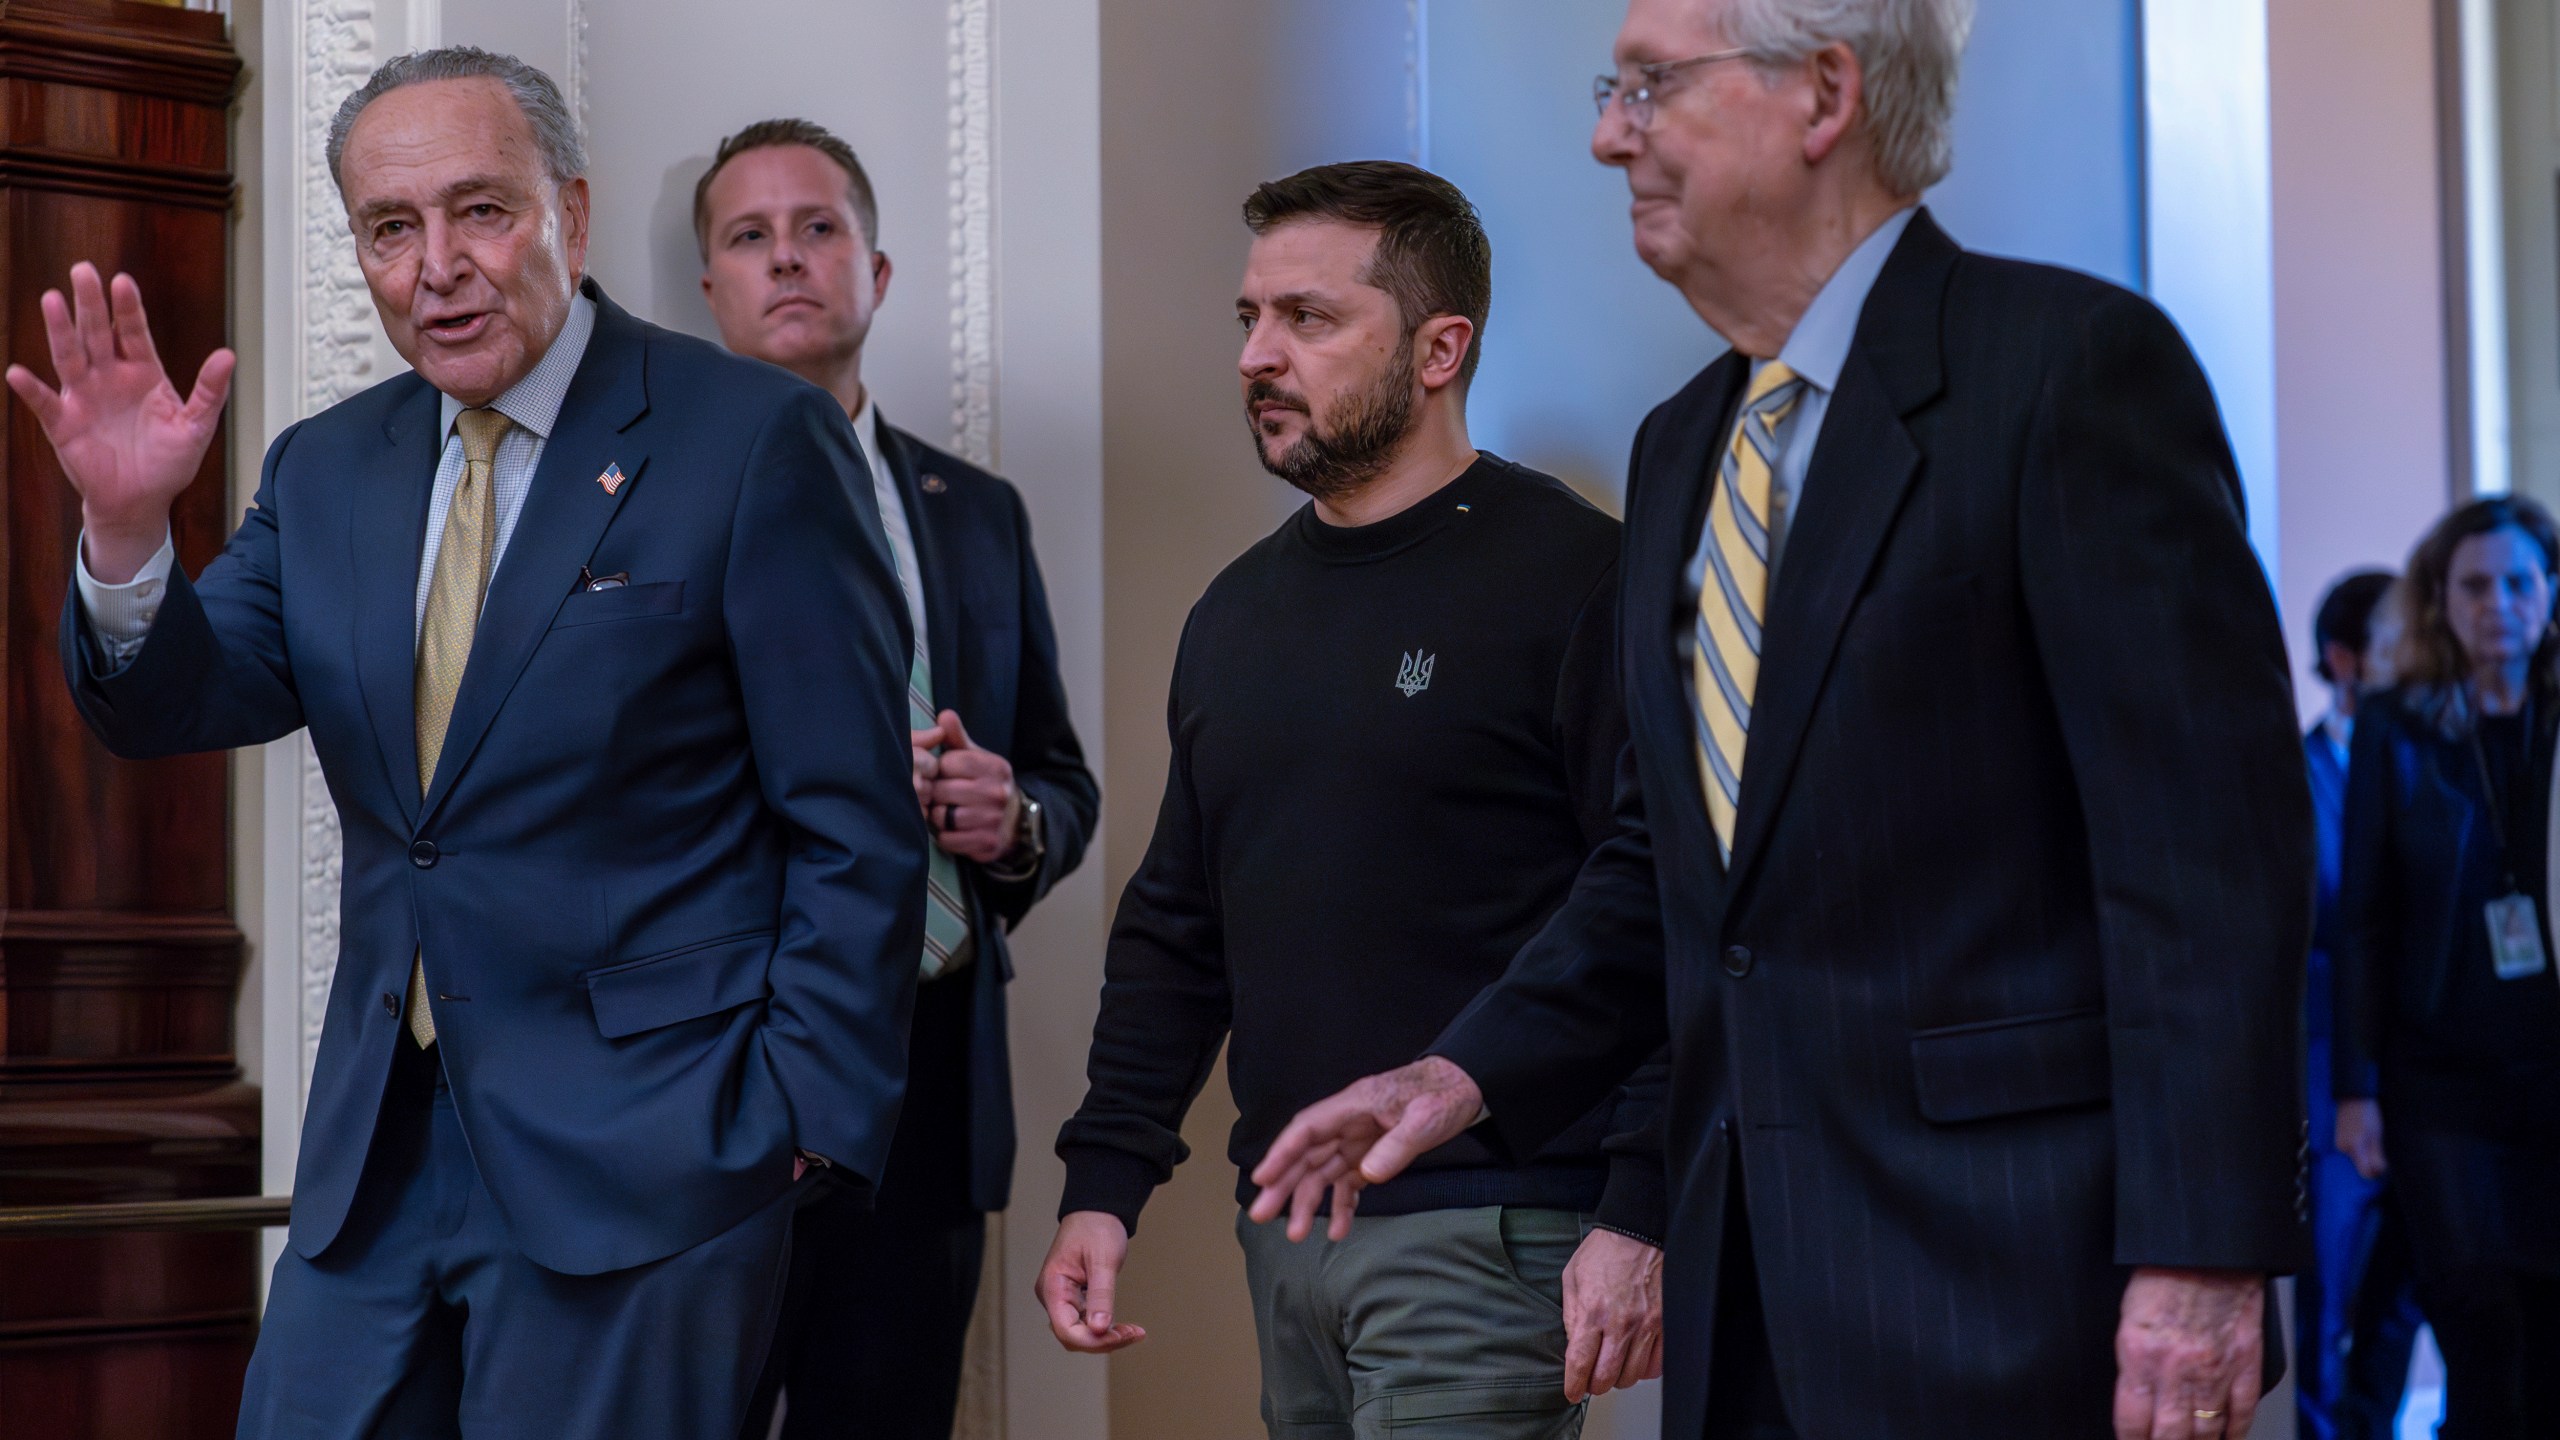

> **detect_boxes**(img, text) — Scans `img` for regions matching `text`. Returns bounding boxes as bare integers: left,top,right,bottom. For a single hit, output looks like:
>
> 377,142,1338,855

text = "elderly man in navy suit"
5,48,923,1438
694,117,1097,1440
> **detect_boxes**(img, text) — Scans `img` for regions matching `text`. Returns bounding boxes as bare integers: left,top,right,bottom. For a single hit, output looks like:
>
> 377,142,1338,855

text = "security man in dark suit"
695,118,1096,1440
1248,2,2314,1438
8,51,924,1436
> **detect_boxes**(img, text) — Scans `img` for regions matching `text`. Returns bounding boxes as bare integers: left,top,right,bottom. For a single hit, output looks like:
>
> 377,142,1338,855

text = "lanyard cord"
2466,691,2534,891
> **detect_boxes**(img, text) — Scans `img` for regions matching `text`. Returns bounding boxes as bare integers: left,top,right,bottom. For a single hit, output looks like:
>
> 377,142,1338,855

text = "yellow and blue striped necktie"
1693,361,1806,862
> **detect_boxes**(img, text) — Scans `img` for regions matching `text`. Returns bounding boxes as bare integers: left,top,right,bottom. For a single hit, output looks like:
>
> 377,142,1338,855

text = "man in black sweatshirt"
1039,161,1667,1437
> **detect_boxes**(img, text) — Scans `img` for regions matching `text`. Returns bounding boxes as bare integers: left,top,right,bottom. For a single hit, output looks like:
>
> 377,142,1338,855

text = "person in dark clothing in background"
696,119,1099,1440
2299,570,2422,1440
2338,497,2560,1440
1037,162,1667,1439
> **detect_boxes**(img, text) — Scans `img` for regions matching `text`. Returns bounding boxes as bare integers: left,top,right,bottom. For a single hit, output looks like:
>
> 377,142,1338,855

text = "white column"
990,0,1109,1428
2145,0,2283,567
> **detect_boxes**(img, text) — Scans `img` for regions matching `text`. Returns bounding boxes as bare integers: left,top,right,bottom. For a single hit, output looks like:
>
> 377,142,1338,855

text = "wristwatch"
983,792,1045,882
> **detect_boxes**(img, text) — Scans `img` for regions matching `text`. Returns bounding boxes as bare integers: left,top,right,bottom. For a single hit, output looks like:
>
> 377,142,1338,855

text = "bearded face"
1244,337,1419,503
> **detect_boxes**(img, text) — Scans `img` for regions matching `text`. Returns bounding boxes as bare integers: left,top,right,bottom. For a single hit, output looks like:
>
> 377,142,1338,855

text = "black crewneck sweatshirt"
1056,455,1666,1239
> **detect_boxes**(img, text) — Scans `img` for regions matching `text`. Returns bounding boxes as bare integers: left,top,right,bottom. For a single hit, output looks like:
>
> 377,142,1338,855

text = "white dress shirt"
850,395,929,667
77,294,600,663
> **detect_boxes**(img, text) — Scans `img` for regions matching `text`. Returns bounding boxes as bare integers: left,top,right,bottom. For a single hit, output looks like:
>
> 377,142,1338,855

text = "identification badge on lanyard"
2485,892,2549,980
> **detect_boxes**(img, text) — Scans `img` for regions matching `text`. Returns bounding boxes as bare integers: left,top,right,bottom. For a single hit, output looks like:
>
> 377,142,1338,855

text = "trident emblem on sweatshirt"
1396,650,1436,698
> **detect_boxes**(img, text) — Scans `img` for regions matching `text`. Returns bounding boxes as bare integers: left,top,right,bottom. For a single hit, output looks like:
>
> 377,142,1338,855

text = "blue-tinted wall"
1426,0,2146,503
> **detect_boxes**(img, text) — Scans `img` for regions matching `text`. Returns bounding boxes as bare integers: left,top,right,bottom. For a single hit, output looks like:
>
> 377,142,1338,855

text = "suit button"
381,992,399,1016
1723,944,1754,977
410,839,438,869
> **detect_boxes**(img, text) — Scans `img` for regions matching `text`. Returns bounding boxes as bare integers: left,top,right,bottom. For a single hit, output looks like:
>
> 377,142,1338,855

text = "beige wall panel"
1096,0,1414,1434
2269,0,2454,695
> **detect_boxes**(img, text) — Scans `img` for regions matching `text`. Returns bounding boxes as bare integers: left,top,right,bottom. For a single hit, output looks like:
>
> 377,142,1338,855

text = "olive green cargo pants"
1234,1206,1590,1440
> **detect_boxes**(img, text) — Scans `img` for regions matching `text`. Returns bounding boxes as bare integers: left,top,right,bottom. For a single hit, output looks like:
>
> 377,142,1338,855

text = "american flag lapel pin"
596,462,625,497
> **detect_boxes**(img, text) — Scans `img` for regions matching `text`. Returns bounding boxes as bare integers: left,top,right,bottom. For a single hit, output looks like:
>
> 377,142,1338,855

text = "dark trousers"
743,970,986,1440
2391,1122,2560,1440
2299,1034,2422,1440
1703,1158,1794,1440
240,1039,801,1439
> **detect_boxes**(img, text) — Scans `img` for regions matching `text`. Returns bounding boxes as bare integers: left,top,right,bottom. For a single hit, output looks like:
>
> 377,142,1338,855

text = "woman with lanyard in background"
2336,496,2560,1439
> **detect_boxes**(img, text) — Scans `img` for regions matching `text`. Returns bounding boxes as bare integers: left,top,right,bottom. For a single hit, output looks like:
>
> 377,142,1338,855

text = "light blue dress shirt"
1703,206,1916,577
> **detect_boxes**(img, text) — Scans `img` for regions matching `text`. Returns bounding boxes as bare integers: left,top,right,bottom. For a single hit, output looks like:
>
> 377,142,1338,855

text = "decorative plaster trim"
295,0,377,1093
948,11,1001,1432
948,0,995,466
565,0,591,136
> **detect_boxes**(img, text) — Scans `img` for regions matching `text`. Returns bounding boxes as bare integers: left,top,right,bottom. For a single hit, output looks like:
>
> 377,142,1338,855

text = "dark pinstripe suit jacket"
1436,211,2312,1437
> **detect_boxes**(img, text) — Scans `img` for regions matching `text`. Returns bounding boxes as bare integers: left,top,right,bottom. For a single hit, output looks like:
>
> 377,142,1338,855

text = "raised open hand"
4,263,234,581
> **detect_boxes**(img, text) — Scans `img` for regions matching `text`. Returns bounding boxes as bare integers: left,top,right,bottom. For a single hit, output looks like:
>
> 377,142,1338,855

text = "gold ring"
2194,1410,2224,1421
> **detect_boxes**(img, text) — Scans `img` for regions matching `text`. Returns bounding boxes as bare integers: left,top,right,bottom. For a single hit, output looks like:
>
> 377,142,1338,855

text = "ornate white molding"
947,11,1002,1432
293,0,378,1092
300,0,378,418
565,0,591,137
947,0,995,467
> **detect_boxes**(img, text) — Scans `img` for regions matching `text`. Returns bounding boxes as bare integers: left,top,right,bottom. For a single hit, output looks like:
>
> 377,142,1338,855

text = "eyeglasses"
1593,47,1752,130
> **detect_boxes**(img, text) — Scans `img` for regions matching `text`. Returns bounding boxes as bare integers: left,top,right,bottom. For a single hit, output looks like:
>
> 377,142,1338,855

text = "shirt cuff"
1591,1152,1669,1247
76,530,176,666
1055,1144,1163,1238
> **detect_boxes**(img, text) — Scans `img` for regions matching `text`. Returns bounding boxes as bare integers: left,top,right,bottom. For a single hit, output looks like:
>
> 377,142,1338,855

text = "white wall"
552,0,956,435
2147,0,2283,566
2270,0,2452,716
1431,0,2149,514
1094,3,1419,1430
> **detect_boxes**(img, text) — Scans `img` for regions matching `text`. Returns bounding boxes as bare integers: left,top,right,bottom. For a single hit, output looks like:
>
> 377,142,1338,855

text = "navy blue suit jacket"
1435,212,2310,1436
877,417,1096,1213
61,284,927,1276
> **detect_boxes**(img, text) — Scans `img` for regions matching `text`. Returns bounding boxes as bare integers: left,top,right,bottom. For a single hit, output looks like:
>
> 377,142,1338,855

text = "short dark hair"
1242,161,1492,385
2312,570,2395,683
693,117,878,261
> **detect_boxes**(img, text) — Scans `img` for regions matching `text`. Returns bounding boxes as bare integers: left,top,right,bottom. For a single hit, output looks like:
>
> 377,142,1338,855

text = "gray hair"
1726,0,1974,195
326,46,587,194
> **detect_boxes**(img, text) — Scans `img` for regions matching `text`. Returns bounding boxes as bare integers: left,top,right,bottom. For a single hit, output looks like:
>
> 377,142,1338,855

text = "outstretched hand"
1246,1056,1484,1242
3,263,234,581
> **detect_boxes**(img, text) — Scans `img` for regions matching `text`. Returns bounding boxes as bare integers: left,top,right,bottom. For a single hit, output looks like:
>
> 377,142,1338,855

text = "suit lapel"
877,416,962,710
419,290,652,825
1638,353,1747,843
1724,213,1956,897
352,378,446,827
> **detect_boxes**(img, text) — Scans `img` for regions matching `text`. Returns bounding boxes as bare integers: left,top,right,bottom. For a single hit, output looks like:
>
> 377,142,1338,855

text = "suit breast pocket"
551,579,686,630
585,929,775,1038
1909,1006,2111,1124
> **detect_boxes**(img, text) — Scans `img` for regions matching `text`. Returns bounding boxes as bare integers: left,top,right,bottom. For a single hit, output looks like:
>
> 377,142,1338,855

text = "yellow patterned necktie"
1693,362,1805,862
405,406,513,1048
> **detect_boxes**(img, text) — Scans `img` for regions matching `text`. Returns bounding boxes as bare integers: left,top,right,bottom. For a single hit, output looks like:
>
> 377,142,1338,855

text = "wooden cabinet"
0,2,251,1435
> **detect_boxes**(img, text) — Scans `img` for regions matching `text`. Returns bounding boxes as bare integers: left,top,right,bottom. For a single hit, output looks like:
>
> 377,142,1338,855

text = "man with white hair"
1249,2,2314,1437
5,47,922,1436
